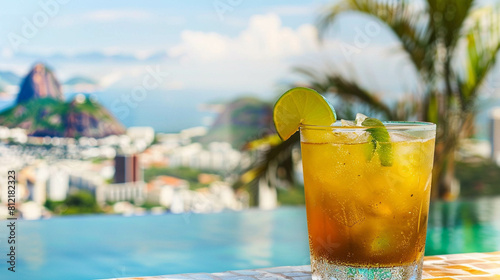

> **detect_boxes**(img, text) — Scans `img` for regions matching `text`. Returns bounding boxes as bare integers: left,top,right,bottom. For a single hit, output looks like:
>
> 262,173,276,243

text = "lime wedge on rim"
273,87,336,140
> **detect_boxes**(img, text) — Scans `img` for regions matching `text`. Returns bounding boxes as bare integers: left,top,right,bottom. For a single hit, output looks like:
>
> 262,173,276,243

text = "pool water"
426,197,500,255
1,197,499,280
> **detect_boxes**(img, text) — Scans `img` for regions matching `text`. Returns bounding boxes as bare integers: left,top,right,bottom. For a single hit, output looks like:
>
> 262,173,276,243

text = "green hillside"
200,97,275,149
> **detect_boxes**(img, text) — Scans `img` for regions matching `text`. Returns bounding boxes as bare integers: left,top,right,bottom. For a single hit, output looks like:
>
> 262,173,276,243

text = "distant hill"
16,64,63,104
0,63,125,138
63,76,99,93
200,97,275,149
0,71,21,86
64,76,97,86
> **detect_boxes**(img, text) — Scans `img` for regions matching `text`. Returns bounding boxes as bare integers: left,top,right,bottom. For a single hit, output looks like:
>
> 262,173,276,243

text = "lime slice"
362,117,393,166
273,87,336,140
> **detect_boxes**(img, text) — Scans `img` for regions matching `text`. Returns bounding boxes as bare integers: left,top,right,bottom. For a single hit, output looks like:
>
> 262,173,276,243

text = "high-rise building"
491,107,500,164
114,154,142,183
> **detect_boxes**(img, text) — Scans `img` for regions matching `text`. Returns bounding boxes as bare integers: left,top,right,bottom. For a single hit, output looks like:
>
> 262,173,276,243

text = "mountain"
0,94,125,138
0,98,67,136
64,95,125,138
200,97,275,149
16,64,63,104
0,64,125,138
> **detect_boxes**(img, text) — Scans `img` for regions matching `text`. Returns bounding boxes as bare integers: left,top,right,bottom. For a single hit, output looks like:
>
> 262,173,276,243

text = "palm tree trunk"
431,145,458,200
441,151,459,199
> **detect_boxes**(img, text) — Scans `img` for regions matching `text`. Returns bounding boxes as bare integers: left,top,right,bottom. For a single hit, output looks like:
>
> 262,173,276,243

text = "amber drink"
300,122,436,279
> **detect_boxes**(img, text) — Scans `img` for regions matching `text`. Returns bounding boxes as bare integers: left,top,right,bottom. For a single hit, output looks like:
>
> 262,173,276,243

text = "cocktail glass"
300,121,436,280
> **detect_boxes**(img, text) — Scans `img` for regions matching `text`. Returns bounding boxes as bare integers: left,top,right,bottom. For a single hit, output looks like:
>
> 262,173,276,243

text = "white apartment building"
147,176,189,209
167,142,241,172
100,182,147,205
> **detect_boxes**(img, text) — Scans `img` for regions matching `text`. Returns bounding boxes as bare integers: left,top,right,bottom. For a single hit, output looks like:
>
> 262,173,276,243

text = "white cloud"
168,13,319,62
99,71,125,88
164,80,184,90
162,13,413,97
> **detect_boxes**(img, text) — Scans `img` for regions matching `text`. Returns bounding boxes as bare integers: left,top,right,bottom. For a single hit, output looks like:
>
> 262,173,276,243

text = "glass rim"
299,121,436,131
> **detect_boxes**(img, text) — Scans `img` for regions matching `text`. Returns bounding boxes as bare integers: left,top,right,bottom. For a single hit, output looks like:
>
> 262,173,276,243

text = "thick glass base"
311,256,423,280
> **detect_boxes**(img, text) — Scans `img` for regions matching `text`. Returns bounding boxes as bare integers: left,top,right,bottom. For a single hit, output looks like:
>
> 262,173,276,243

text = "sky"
0,0,422,98
0,0,499,132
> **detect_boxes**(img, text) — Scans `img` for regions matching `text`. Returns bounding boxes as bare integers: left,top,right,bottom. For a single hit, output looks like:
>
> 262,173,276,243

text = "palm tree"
240,0,500,200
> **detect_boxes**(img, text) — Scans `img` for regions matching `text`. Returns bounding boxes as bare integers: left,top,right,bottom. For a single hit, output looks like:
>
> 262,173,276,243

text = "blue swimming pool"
1,197,499,280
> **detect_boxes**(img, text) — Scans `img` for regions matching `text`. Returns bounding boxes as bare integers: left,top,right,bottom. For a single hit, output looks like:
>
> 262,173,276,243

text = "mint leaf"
362,118,393,166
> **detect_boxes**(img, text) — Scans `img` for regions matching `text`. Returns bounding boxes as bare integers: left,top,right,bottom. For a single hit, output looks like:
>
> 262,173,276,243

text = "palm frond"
427,0,476,51
427,0,477,98
394,94,422,120
458,5,500,111
235,133,299,197
318,0,431,73
295,67,395,119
